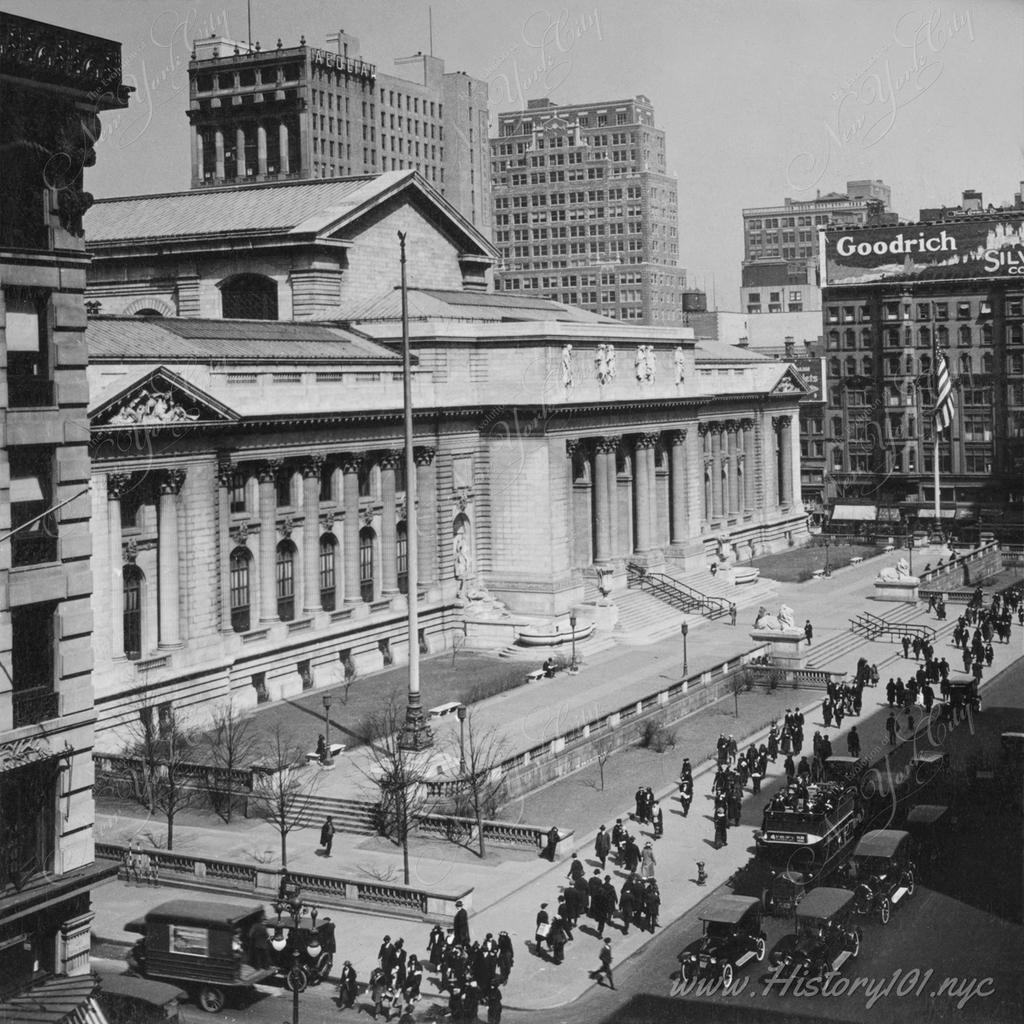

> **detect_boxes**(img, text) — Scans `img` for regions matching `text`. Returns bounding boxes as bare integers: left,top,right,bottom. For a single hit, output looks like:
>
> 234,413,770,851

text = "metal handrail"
626,563,731,620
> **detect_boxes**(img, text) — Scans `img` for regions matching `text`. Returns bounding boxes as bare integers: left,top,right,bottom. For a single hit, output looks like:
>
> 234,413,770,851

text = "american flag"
934,353,954,433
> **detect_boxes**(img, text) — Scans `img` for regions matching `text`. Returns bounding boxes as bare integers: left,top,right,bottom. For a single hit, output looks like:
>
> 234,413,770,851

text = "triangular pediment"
770,366,811,396
91,367,239,428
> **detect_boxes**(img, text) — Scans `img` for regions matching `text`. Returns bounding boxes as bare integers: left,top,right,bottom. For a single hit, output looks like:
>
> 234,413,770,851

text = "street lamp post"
824,537,831,577
907,530,915,576
681,621,689,676
321,693,333,767
569,612,578,673
456,703,467,776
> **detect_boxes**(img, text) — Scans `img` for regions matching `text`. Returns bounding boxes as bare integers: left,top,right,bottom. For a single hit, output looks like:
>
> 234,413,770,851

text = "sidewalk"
91,545,1020,1010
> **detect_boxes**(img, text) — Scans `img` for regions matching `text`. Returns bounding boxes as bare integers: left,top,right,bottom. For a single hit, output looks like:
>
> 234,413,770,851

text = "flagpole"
932,300,941,524
397,231,431,750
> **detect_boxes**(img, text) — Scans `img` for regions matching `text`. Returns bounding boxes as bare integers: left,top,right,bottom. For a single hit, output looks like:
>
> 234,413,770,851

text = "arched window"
935,324,949,347
905,355,914,375
276,541,296,621
220,274,278,320
1008,324,1023,346
959,353,971,375
827,330,839,350
229,548,252,633
123,565,144,660
919,355,931,376
861,355,873,376
829,357,841,378
396,521,408,595
843,329,856,349
831,416,843,438
844,356,857,376
319,534,337,611
860,328,872,347
958,325,971,346
885,328,900,347
981,323,993,346
982,352,994,374
133,308,163,317
359,528,375,602
919,326,930,347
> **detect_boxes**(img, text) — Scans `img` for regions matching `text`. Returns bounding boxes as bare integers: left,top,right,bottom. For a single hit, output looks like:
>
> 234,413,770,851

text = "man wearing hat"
592,937,615,989
594,825,611,869
454,900,470,946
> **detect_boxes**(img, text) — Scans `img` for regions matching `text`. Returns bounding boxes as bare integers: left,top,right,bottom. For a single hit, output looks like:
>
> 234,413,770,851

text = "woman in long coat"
639,842,656,879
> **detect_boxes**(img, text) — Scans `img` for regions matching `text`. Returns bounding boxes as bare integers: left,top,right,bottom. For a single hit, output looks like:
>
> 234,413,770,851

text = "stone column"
214,128,225,179
646,435,661,549
157,470,186,647
236,126,247,177
726,421,740,516
710,424,724,520
279,120,290,174
415,447,438,588
194,131,204,182
742,419,756,512
699,424,712,523
216,458,235,633
668,430,688,544
592,442,611,563
341,455,362,603
257,460,281,622
380,452,400,595
257,123,268,174
603,436,621,560
778,415,794,508
302,455,324,614
107,473,131,658
633,435,655,553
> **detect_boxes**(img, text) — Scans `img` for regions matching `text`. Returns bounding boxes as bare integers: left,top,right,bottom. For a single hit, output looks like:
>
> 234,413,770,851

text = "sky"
9,0,1023,309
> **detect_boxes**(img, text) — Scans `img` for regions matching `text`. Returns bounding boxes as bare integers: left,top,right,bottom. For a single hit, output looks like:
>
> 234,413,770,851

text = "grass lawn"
745,539,886,583
239,651,536,753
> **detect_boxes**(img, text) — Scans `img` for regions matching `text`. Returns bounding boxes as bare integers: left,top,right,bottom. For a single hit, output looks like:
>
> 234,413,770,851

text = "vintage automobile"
678,895,767,987
125,900,276,1013
762,869,809,919
903,804,949,880
944,679,980,717
769,887,862,981
842,829,916,924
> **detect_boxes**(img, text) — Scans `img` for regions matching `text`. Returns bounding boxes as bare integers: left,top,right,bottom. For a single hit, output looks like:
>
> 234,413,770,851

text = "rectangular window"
5,288,52,407
276,468,293,508
9,446,57,566
11,601,58,728
0,759,57,892
230,471,247,514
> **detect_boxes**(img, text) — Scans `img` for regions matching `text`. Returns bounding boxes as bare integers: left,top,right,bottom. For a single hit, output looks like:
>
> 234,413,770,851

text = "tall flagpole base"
398,693,433,751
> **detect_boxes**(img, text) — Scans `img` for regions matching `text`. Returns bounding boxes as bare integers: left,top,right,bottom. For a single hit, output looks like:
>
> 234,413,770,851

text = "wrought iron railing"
849,611,935,643
626,562,731,620
12,686,59,728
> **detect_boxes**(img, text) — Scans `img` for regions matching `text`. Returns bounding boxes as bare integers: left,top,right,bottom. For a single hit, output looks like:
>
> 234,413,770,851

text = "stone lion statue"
753,604,799,633
778,604,796,630
877,558,912,583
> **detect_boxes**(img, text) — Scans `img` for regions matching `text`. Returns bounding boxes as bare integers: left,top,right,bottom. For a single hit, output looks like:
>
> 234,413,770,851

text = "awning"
831,504,877,521
0,974,108,1024
918,509,956,519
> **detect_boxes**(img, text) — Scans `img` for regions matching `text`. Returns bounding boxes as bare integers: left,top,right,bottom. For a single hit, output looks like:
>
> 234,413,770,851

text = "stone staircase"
496,631,617,661
292,793,380,837
660,563,780,614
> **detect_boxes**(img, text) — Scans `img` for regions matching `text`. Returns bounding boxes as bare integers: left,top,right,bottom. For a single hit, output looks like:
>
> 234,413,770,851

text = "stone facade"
0,9,128,1001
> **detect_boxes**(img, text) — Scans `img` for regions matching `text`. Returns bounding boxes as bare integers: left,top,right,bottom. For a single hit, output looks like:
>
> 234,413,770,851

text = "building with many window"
489,96,686,325
819,211,1024,535
741,180,896,314
0,11,128,1017
81,173,807,743
186,30,491,235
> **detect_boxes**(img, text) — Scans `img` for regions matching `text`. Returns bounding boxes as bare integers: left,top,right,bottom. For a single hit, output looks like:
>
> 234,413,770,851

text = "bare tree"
204,701,260,823
249,724,320,870
593,735,614,792
359,700,438,885
123,704,198,850
453,713,509,859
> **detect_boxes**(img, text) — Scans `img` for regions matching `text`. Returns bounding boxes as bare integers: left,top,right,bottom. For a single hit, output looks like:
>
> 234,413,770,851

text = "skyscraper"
490,96,685,325
186,30,491,235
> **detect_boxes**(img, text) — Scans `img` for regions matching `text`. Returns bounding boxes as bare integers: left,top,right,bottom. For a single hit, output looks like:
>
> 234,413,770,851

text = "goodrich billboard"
821,214,1024,287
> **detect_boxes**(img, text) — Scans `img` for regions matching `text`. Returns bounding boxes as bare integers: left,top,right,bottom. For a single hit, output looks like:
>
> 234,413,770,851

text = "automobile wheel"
680,962,694,984
755,937,766,962
722,963,734,988
851,930,861,958
285,966,309,993
197,985,226,1014
905,870,916,896
879,896,891,924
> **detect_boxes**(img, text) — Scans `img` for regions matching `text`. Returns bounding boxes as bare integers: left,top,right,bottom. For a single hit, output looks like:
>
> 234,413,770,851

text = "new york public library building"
82,170,808,740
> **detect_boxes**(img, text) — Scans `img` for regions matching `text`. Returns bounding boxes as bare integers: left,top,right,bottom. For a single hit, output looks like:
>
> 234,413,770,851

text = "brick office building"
0,11,128,1016
186,30,492,236
741,180,896,314
489,96,686,325
820,213,1024,534
82,172,807,741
